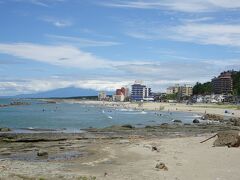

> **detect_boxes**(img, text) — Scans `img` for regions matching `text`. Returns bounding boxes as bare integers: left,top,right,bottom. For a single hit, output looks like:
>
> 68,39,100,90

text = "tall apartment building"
179,84,193,97
212,71,235,94
166,84,179,94
131,83,152,101
166,84,193,97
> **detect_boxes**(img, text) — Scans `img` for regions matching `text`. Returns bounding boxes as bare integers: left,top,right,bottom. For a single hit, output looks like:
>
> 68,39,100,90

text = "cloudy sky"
0,0,240,95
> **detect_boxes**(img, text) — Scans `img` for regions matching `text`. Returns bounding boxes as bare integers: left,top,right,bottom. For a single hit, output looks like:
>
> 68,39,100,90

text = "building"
179,84,193,97
131,82,153,101
116,87,129,97
98,91,106,101
112,94,125,102
113,87,129,102
212,71,236,94
166,84,179,94
166,84,192,97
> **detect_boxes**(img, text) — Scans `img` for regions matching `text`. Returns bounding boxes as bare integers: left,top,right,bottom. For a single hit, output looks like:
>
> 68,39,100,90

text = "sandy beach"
0,100,240,179
0,123,240,180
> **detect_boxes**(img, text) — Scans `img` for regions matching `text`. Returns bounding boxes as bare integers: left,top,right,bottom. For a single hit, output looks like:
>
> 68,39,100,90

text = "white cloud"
1,57,239,95
170,23,240,46
0,43,110,69
46,34,121,47
0,42,239,95
14,0,66,7
0,42,153,69
181,17,214,23
126,22,240,47
0,78,133,95
41,16,72,27
101,0,240,12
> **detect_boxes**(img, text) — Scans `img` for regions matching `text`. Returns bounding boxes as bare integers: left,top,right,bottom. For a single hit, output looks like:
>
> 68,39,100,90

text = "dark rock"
152,146,158,152
155,162,168,171
213,130,240,147
203,114,224,121
193,119,200,124
233,119,240,126
121,124,134,129
173,120,182,123
37,149,48,156
228,118,240,126
0,127,11,132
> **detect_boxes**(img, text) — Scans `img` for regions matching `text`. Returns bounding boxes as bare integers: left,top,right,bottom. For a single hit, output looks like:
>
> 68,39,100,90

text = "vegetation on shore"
232,71,240,95
193,70,240,95
193,82,213,95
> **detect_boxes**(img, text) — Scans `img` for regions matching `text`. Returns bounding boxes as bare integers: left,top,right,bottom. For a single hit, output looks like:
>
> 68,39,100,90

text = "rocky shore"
0,101,31,108
0,123,240,180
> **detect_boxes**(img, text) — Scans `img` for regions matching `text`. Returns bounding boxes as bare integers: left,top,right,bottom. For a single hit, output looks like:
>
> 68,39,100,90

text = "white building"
98,91,106,101
112,94,125,102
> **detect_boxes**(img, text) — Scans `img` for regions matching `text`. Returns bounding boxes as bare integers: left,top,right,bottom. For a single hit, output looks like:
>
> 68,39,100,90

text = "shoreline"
58,99,240,118
1,100,240,179
0,124,240,179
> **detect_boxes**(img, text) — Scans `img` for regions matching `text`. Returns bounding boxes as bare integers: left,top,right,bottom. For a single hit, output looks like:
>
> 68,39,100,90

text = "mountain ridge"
1,87,113,98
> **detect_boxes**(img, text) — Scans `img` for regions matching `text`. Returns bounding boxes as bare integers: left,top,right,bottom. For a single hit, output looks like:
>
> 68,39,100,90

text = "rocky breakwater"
0,101,31,108
201,113,224,122
228,117,240,127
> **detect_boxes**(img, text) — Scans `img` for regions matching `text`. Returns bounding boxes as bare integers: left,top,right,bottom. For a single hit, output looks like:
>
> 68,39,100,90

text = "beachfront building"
179,84,193,97
212,71,235,94
131,82,153,101
98,91,107,101
113,87,129,102
116,87,129,97
112,94,125,102
166,84,192,97
166,84,179,94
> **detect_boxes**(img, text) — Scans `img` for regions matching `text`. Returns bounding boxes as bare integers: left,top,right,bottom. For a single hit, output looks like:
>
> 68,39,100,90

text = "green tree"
232,72,240,95
193,82,213,95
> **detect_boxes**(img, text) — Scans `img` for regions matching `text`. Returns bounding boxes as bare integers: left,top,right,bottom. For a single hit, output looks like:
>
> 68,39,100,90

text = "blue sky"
0,0,240,95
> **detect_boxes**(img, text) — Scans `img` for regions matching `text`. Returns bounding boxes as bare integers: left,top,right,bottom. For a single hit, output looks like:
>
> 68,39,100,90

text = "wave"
117,108,135,112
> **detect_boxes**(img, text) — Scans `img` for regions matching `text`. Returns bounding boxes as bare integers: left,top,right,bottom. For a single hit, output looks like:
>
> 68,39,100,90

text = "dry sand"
0,135,239,180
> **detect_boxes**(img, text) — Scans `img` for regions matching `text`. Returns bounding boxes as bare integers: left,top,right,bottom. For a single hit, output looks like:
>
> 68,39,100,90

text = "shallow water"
0,99,198,132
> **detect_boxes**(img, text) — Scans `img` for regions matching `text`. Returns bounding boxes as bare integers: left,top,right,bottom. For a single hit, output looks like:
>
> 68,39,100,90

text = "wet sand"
0,124,240,180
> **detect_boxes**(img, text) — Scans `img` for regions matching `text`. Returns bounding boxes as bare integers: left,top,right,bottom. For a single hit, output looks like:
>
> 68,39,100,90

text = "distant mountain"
6,87,113,98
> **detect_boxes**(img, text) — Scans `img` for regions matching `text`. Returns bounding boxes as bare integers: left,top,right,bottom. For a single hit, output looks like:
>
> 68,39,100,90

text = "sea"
0,99,201,133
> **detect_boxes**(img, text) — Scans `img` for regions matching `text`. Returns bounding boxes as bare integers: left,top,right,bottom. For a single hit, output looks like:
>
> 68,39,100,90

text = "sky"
0,0,240,95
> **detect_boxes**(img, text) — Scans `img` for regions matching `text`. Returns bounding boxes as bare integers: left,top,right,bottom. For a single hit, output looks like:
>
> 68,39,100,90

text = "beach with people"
60,99,240,118
0,99,240,180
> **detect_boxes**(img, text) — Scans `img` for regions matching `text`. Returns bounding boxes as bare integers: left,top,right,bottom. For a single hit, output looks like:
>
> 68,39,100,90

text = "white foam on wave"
118,108,135,112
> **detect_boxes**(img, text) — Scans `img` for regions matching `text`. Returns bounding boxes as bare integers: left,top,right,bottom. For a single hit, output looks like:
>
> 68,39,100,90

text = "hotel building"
212,71,235,94
131,83,153,101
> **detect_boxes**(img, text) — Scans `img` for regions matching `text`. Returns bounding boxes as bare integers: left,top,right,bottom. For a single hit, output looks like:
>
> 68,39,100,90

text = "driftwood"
200,134,217,143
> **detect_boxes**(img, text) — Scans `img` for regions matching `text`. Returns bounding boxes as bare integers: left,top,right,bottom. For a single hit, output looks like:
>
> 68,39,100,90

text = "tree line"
193,71,240,95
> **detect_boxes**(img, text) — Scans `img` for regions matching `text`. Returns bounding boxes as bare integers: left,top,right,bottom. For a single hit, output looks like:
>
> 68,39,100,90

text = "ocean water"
0,99,199,132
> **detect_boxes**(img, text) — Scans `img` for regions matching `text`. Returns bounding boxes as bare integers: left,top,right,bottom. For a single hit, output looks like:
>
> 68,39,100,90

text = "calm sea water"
0,99,200,132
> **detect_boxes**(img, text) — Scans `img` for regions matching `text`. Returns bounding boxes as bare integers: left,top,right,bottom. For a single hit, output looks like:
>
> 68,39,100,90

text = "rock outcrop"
213,130,240,147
